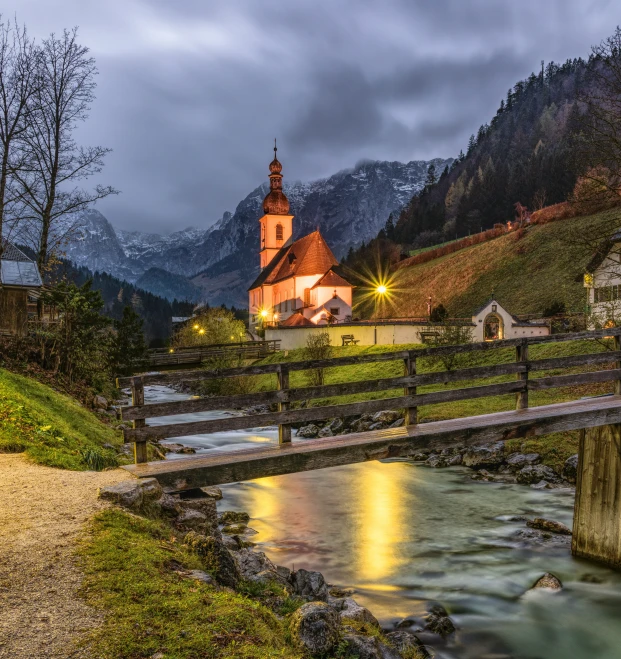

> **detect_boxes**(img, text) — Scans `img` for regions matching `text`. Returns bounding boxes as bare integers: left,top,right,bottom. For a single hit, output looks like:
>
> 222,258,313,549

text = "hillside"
360,210,617,318
0,368,123,470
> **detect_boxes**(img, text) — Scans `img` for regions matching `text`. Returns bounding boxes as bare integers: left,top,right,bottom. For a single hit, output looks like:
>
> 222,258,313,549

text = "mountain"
135,267,204,303
59,158,451,307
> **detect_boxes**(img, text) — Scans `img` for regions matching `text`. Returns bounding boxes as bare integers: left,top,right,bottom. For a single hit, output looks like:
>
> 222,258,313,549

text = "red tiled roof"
280,312,314,327
248,230,340,290
311,268,351,289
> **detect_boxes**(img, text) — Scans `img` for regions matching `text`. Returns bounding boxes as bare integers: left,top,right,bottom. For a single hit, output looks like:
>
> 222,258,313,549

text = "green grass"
0,368,124,470
248,338,614,469
80,510,305,659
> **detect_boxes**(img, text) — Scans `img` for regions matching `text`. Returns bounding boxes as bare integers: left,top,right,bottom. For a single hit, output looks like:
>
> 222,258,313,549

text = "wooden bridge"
147,340,280,368
117,327,621,568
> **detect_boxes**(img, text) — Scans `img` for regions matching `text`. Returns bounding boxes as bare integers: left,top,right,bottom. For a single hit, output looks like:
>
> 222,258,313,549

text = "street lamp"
376,284,387,295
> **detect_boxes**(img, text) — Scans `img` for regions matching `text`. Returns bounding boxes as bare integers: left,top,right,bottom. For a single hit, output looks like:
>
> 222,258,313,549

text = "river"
145,385,621,659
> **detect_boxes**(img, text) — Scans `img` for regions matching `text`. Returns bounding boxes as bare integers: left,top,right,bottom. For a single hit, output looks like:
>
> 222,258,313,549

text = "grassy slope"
254,338,617,471
0,368,123,470
80,510,305,659
365,210,621,318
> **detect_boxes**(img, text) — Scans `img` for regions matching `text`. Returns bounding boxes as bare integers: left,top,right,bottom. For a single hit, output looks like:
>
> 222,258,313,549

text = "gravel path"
0,454,130,659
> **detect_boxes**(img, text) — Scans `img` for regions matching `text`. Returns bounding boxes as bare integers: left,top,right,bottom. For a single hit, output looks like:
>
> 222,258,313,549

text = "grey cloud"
13,0,621,233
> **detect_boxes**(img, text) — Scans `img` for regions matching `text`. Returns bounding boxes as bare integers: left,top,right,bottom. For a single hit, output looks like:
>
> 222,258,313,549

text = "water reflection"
145,386,621,659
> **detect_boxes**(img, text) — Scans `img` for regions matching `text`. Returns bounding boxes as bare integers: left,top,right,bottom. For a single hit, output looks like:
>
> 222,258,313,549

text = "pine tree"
385,213,395,240
113,305,148,376
425,163,437,188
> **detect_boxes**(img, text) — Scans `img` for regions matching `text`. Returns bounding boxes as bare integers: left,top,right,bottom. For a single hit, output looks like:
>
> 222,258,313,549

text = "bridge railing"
147,340,281,368
117,327,621,464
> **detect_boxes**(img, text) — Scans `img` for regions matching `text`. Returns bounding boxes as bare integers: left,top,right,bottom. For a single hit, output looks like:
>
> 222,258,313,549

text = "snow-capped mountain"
59,158,452,305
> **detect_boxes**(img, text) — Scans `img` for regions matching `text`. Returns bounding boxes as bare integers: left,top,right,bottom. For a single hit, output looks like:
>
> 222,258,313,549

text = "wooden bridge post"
277,365,291,444
404,352,417,425
572,424,621,567
615,335,621,396
131,377,148,463
516,340,529,410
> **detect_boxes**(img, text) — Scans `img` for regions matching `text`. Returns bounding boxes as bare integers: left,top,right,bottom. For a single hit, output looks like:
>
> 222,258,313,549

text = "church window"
330,307,340,316
276,223,284,241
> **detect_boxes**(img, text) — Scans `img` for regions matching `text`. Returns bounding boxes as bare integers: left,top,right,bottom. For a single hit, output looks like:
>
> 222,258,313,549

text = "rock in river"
462,442,505,467
290,602,340,655
526,517,572,535
291,568,329,601
529,572,563,591
563,454,579,484
341,633,402,659
516,464,559,485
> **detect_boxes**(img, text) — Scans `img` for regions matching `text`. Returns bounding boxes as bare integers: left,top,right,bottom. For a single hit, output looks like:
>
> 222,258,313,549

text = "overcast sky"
14,0,621,234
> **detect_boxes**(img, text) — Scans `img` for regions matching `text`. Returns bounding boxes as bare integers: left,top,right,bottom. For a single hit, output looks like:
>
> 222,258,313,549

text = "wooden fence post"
615,335,621,396
516,340,529,410
278,366,291,444
131,376,148,463
404,352,417,425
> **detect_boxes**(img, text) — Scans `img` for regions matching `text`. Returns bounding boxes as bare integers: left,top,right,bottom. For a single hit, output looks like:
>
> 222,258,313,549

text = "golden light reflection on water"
355,462,414,582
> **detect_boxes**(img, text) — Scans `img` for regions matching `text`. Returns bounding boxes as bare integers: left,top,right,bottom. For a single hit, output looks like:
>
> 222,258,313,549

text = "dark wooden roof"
248,231,340,291
280,312,315,327
311,268,351,289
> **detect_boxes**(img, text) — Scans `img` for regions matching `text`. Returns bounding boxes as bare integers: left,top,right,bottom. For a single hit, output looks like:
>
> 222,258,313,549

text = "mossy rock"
184,531,241,588
220,510,250,524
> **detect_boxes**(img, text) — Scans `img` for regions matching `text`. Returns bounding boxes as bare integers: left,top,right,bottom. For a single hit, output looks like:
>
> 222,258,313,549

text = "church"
248,145,353,328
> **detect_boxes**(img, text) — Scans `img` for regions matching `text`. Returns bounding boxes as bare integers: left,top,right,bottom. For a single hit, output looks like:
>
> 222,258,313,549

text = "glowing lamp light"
260,309,268,318
193,323,199,330
376,284,388,295
169,348,174,353
274,313,279,321
198,328,205,335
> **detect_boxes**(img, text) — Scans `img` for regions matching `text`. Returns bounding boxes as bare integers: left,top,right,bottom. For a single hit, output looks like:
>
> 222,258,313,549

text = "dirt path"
0,454,130,659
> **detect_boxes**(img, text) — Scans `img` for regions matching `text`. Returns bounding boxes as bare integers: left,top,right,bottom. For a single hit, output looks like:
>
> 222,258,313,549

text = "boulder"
297,424,320,438
425,454,448,468
289,602,340,655
563,454,579,484
471,469,495,481
219,510,250,524
423,603,455,637
176,509,212,533
505,452,541,470
199,486,223,500
351,419,372,433
339,598,380,628
372,410,401,424
530,572,562,591
93,394,108,409
158,493,181,516
234,548,277,579
516,464,559,485
98,478,162,510
385,631,430,658
222,523,248,534
369,422,385,431
318,426,334,438
448,453,463,466
462,442,505,468
390,418,405,428
328,418,344,433
341,634,402,659
531,480,552,490
221,534,242,551
291,568,329,601
178,497,218,534
526,518,572,535
184,532,241,588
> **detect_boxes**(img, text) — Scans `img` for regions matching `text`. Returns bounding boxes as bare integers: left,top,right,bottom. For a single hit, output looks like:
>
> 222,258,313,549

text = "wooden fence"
148,340,280,367
117,327,621,464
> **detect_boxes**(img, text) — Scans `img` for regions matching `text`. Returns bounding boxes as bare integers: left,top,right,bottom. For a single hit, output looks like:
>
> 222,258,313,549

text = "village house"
0,241,43,336
248,145,353,329
584,229,621,327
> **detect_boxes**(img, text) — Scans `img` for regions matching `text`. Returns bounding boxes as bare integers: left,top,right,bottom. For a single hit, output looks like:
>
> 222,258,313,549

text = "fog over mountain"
59,157,451,306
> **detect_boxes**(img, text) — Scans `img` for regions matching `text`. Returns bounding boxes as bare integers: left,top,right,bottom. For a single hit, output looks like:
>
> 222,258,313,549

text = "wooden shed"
0,241,43,336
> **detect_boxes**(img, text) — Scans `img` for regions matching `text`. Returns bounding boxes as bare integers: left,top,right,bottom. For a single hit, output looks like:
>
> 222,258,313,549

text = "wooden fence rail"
147,340,280,367
117,327,621,464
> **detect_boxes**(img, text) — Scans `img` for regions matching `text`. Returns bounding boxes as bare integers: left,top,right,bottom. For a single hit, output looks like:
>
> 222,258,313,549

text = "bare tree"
0,17,38,256
15,28,117,271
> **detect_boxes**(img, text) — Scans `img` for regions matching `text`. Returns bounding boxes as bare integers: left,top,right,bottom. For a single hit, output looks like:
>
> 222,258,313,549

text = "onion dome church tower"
259,140,294,269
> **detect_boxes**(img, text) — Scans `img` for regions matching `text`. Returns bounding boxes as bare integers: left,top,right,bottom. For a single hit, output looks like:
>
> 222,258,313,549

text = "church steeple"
263,139,290,215
258,140,294,269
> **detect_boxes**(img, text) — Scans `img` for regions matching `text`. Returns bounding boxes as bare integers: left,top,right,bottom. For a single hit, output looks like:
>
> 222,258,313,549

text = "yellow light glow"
198,328,205,335
274,313,279,320
193,323,199,330
260,309,268,318
169,348,174,353
376,284,387,295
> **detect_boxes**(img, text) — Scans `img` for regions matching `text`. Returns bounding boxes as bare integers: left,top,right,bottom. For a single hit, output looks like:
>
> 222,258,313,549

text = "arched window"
484,313,504,341
276,223,283,241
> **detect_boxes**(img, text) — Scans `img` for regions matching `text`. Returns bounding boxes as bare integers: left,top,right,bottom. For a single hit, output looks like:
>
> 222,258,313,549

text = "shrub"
303,332,332,386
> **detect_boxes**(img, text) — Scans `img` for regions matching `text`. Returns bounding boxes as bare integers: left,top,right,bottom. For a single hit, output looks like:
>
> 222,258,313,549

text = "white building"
471,299,549,342
584,230,621,327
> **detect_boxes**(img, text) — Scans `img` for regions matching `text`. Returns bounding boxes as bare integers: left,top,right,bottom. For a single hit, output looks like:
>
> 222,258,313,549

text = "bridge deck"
122,396,621,491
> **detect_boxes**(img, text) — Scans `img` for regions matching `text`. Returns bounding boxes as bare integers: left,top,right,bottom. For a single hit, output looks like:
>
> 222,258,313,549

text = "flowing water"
146,385,621,659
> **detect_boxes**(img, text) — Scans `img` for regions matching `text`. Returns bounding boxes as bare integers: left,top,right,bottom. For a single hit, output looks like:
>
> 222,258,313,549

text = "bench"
419,331,440,344
341,334,360,346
